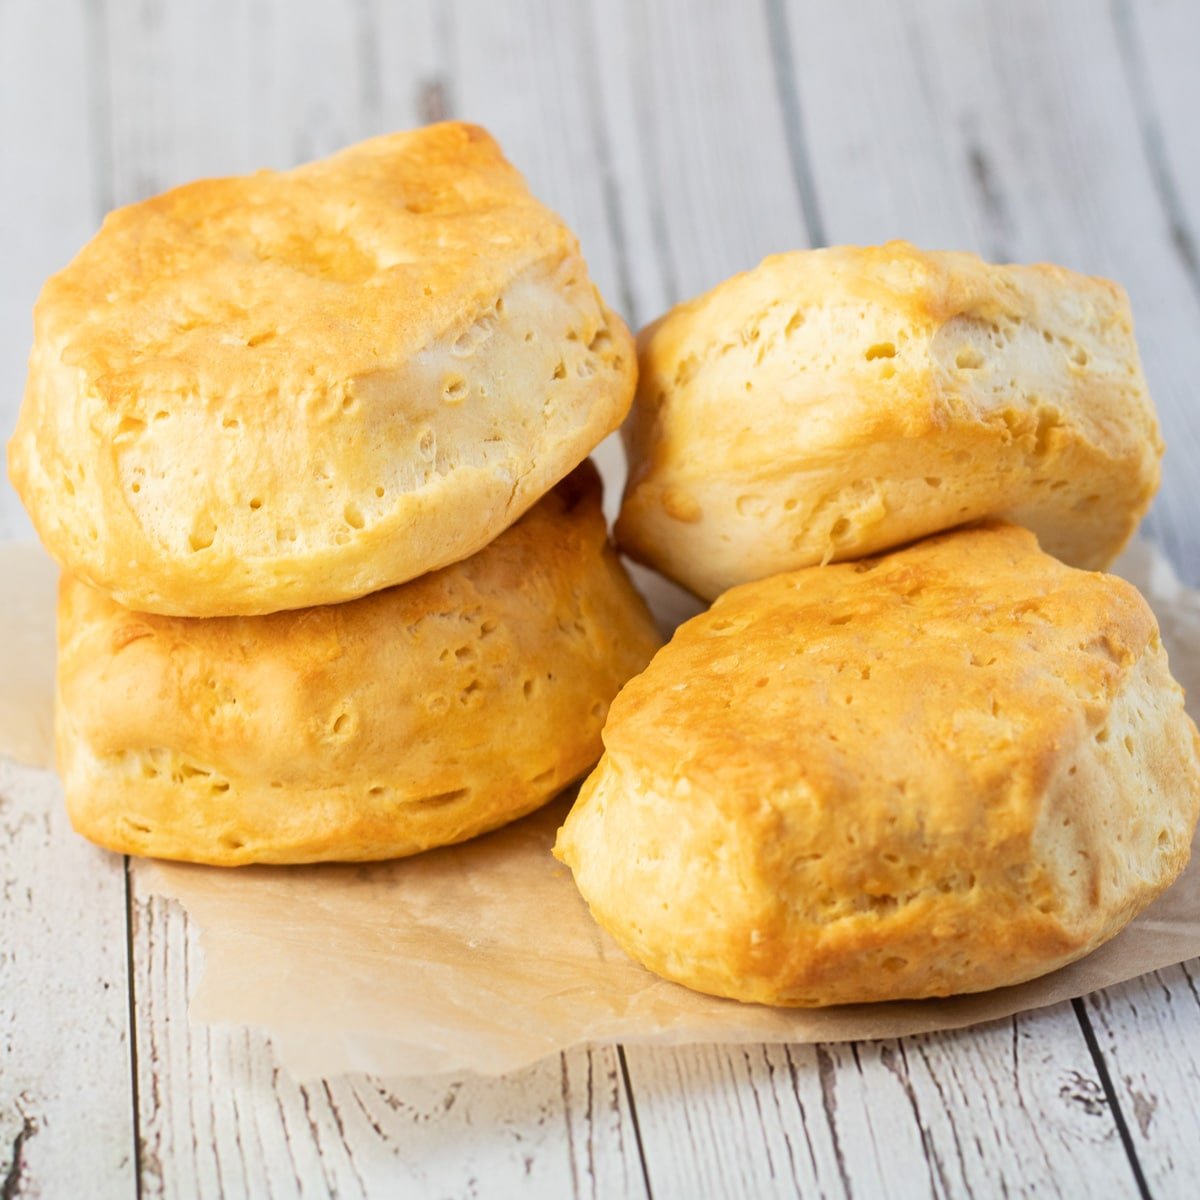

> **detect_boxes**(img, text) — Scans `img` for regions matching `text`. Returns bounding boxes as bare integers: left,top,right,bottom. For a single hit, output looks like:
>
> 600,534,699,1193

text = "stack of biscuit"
556,244,1200,1005
9,123,1200,1009
7,122,661,865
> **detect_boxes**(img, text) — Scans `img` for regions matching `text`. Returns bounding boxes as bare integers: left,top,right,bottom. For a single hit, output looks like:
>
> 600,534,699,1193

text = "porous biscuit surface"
58,464,662,865
618,242,1162,599
556,523,1200,1005
11,122,634,614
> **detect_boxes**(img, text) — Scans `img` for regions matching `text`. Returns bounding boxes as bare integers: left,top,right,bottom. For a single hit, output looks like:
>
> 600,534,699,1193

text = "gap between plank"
1072,998,1153,1200
124,858,144,1200
616,1047,654,1200
426,0,458,123
762,0,828,247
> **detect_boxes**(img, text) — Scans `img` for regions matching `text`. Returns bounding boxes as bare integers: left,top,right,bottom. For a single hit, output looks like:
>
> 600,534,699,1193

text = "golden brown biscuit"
57,464,662,865
617,242,1162,599
555,523,1200,1006
10,122,634,616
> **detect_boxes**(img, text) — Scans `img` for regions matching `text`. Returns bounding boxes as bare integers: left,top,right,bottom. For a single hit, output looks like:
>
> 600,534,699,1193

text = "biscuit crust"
617,242,1162,599
10,123,635,615
555,523,1200,1005
57,464,662,865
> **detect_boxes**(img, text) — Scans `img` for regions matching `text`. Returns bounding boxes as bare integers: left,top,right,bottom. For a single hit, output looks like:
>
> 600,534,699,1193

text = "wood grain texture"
1115,0,1200,301
1082,964,1200,1200
594,0,810,319
439,0,639,521
0,760,135,1199
448,0,625,323
129,874,647,1200
622,1006,1144,1200
100,0,440,205
780,0,1200,582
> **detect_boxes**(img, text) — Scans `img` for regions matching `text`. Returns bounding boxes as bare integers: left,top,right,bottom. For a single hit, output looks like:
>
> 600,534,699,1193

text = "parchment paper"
1,536,1198,1080
0,542,57,769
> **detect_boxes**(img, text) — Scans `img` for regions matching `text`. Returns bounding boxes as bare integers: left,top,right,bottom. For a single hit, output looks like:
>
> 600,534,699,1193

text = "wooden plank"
0,0,102,539
0,6,135,1197
1115,0,1200,291
779,0,1200,581
446,0,639,519
591,0,811,320
129,875,648,1199
448,0,626,325
0,760,135,1199
622,1003,1142,1199
101,0,442,202
1081,965,1200,1200
577,0,815,527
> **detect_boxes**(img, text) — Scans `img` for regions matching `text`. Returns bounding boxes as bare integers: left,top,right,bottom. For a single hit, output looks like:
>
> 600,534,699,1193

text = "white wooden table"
3,2,1199,1196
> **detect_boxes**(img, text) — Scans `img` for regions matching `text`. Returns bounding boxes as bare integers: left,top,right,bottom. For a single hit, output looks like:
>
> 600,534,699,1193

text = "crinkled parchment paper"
1,536,1198,1080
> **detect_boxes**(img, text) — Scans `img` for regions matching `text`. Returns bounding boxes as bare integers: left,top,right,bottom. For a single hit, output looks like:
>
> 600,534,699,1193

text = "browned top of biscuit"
606,521,1156,816
38,122,570,405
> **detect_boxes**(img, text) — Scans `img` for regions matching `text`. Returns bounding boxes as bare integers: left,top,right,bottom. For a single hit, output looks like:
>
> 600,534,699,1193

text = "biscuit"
617,242,1162,599
555,523,1200,1006
10,122,635,616
57,464,662,865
